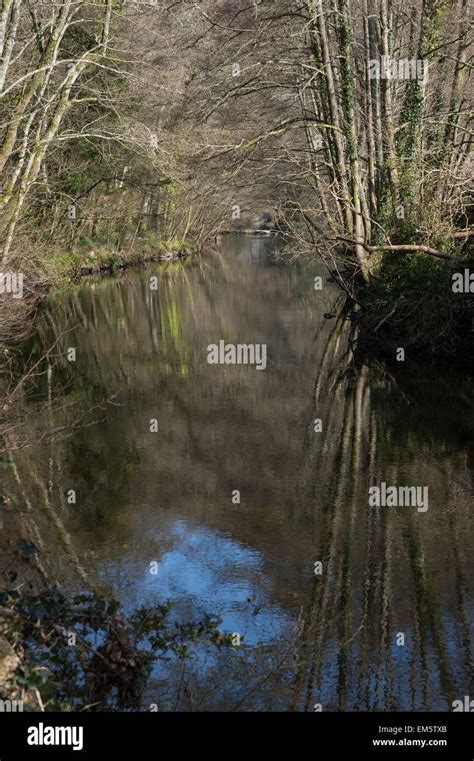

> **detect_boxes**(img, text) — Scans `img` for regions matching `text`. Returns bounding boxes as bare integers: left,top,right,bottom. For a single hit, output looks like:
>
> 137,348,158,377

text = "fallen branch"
451,230,474,239
335,237,454,261
365,244,453,261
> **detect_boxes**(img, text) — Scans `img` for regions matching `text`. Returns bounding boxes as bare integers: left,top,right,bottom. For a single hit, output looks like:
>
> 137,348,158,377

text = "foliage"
0,584,232,711
357,254,474,363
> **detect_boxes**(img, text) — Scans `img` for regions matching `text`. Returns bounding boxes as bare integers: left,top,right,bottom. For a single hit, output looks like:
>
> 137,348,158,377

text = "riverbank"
45,237,199,280
353,253,474,371
0,239,199,354
0,580,232,711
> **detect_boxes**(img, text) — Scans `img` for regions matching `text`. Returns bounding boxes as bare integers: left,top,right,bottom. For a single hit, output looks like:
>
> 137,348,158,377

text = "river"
5,235,473,711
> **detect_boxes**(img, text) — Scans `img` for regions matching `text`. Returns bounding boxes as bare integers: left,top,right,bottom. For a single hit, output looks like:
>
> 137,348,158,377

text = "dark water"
5,237,474,710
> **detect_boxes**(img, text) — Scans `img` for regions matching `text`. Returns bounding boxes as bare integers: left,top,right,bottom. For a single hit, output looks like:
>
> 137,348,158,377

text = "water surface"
5,236,473,710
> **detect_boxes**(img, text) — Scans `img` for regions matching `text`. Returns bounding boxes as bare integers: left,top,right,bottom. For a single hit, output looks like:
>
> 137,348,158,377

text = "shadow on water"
3,236,473,710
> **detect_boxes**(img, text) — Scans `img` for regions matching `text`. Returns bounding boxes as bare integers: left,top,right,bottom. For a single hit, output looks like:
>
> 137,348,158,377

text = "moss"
37,233,199,293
